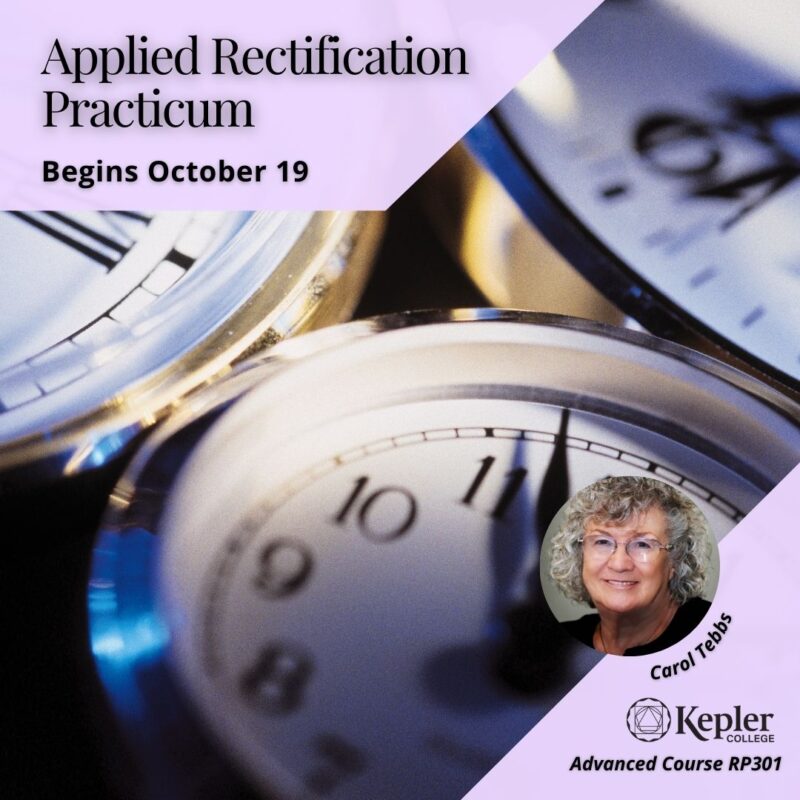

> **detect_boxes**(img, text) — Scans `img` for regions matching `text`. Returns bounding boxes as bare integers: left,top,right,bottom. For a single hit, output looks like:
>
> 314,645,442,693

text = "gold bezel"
0,211,384,480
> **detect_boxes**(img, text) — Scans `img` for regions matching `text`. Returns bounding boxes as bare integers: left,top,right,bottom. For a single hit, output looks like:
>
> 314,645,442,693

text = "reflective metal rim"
0,211,384,486
464,113,800,397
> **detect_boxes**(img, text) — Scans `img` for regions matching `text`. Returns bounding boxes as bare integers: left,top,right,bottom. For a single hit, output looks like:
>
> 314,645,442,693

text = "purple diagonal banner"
463,464,800,799
1,0,602,209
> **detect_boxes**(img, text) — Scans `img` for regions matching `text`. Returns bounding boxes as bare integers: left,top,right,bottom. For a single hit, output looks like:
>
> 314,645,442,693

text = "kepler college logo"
570,698,779,773
627,698,671,742
570,697,779,774
626,699,775,743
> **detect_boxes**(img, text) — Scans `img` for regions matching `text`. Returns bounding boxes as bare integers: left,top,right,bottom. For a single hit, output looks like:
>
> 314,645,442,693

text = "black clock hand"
494,410,576,694
485,436,532,638
535,409,570,543
7,211,147,270
421,436,533,711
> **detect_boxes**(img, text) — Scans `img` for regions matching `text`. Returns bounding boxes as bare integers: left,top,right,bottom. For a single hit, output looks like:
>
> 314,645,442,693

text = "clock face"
89,313,800,800
0,212,242,376
488,0,800,388
0,210,293,441
160,403,744,800
0,210,379,478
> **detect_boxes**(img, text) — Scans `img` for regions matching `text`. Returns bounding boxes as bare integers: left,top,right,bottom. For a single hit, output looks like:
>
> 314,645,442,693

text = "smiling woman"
547,476,715,656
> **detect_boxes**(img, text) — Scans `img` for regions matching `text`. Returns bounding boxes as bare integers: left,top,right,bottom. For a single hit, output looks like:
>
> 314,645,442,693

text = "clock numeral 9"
240,642,313,715
252,537,313,599
334,476,417,542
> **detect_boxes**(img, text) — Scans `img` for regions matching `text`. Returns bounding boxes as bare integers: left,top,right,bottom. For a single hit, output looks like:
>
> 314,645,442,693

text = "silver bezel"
457,1,800,394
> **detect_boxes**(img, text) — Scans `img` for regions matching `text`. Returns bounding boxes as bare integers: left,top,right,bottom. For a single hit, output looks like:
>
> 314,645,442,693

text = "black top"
562,597,712,656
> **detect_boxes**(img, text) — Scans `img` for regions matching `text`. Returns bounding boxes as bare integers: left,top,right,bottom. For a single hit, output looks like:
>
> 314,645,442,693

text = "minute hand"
494,410,573,694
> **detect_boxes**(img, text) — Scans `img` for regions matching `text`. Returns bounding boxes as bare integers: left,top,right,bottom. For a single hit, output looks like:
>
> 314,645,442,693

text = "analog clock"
447,0,800,393
0,210,383,489
89,311,800,800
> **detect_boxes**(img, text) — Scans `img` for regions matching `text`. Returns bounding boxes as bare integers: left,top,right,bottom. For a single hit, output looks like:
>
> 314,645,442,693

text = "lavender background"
464,464,800,799
2,0,601,209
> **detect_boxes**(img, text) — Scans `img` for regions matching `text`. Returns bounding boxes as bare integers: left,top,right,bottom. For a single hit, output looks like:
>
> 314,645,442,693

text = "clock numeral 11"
461,456,528,522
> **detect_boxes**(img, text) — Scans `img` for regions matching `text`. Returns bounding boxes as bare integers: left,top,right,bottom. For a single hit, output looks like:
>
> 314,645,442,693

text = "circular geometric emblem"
626,698,671,742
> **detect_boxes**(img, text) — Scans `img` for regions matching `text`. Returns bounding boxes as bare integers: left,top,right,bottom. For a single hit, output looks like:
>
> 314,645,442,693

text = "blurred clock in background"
427,0,800,395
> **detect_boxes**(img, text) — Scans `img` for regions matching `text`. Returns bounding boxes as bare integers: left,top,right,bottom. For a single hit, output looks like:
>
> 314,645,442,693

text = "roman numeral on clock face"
8,211,152,271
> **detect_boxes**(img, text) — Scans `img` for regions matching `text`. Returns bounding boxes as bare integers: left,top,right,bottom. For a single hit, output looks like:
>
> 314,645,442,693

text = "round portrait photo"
540,476,720,656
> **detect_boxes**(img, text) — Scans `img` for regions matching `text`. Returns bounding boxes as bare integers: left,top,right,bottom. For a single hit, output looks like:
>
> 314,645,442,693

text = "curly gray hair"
549,476,711,606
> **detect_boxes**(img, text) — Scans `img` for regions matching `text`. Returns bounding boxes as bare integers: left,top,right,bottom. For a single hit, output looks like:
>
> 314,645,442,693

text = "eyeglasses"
579,534,673,564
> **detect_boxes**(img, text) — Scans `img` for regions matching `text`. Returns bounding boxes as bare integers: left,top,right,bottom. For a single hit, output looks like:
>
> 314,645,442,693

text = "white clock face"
0,210,315,443
159,395,753,800
496,0,800,384
2,212,211,371
86,315,797,800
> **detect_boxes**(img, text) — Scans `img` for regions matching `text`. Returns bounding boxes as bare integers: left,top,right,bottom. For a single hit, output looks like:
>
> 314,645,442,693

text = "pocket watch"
434,0,800,394
0,210,383,492
89,310,800,800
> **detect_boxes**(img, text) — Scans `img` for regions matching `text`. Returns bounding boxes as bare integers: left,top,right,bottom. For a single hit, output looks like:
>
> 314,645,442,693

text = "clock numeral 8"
240,642,313,715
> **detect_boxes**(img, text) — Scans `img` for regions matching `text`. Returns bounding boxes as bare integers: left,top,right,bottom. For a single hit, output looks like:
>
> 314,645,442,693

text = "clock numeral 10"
461,456,528,521
334,476,417,542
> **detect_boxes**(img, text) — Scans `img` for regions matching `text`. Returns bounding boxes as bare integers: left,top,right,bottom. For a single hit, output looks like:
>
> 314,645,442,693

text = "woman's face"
581,506,674,617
